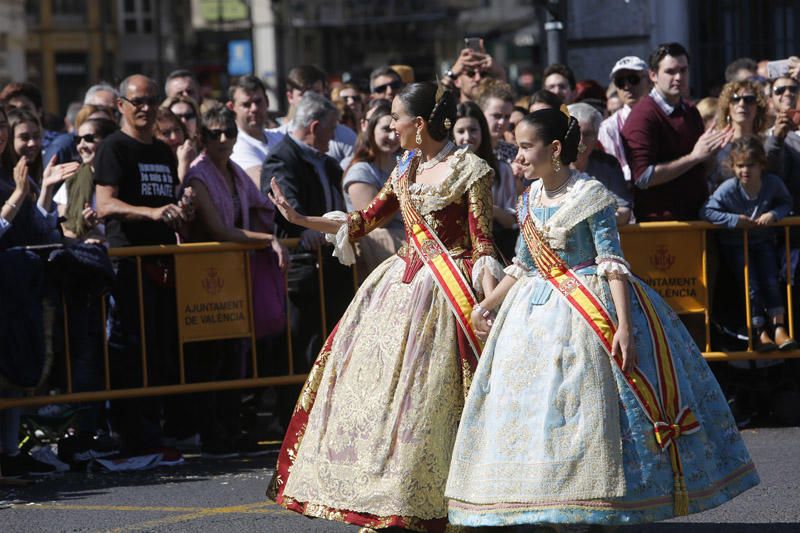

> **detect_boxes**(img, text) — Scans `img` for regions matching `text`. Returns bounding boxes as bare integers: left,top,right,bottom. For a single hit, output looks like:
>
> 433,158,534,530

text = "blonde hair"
696,97,718,124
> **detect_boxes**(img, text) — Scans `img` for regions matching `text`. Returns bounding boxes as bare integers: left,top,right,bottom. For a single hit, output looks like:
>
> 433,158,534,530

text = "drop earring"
416,128,422,146
551,155,561,172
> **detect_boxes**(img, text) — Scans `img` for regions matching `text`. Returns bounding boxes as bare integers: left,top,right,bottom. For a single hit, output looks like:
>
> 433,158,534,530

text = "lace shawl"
528,172,616,250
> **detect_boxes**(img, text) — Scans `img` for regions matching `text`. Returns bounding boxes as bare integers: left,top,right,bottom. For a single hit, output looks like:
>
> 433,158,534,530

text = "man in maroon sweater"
622,42,732,221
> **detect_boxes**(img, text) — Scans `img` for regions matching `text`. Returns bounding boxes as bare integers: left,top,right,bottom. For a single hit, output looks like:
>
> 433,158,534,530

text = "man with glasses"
270,65,357,164
442,46,494,104
599,56,650,183
766,75,800,212
94,74,193,458
621,42,732,221
369,66,404,101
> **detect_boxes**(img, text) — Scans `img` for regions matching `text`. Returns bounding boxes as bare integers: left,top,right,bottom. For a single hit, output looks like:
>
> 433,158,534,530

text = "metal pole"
544,0,567,65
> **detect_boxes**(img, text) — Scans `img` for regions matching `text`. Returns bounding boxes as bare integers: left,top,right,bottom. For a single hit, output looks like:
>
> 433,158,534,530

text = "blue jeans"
721,237,784,327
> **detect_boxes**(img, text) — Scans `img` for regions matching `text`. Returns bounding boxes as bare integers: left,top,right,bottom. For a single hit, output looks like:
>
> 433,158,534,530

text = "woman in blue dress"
445,107,759,527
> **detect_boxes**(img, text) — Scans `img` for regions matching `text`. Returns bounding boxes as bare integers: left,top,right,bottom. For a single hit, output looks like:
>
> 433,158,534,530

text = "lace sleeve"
503,257,529,279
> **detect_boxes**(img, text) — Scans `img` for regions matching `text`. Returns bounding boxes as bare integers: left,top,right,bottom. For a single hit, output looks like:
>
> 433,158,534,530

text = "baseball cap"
609,56,648,79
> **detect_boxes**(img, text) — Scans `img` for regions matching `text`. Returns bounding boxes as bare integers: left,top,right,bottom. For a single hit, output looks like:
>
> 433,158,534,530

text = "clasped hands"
154,187,196,230
471,304,495,340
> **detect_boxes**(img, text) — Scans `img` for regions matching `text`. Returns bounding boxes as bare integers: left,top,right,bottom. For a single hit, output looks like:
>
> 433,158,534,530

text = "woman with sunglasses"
333,83,364,131
710,79,769,188
181,103,287,457
155,108,197,183
161,94,201,139
52,118,118,242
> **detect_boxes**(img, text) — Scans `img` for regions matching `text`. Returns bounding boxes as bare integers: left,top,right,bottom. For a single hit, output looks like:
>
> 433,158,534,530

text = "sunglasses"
73,133,98,144
174,112,196,121
204,126,238,140
342,94,362,103
372,80,402,94
120,96,159,108
613,74,641,88
462,69,486,80
731,94,757,105
774,85,799,96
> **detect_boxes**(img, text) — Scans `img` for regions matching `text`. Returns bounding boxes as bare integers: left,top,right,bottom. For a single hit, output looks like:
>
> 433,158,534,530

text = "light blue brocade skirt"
445,271,759,526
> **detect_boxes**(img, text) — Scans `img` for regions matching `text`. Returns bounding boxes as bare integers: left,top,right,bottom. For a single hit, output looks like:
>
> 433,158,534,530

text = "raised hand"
773,112,797,140
42,155,80,190
269,177,300,224
12,155,30,196
691,126,733,161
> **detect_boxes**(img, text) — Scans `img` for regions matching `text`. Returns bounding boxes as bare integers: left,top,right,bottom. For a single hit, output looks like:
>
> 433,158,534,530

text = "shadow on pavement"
0,451,279,504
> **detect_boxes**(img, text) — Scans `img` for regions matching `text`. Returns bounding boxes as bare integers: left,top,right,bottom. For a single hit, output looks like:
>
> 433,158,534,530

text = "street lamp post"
543,0,567,65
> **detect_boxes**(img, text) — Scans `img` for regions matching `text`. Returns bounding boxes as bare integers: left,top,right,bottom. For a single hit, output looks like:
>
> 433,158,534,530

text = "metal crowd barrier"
0,239,358,410
2,217,800,411
619,216,800,362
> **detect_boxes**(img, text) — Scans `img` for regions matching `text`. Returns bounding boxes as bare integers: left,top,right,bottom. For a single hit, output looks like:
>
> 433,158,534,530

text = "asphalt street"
1,427,799,532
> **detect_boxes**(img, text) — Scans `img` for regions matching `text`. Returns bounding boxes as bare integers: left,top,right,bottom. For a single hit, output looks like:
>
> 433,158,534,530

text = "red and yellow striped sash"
396,153,482,362
519,191,699,514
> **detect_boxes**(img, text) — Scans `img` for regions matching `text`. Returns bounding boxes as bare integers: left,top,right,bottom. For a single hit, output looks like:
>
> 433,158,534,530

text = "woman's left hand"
271,237,289,272
612,324,638,373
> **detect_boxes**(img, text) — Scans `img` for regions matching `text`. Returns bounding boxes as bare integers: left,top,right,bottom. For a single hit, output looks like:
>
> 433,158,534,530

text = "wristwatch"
445,69,457,80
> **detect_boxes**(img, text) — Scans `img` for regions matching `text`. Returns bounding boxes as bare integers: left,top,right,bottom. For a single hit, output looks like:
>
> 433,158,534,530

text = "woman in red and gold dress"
266,82,504,532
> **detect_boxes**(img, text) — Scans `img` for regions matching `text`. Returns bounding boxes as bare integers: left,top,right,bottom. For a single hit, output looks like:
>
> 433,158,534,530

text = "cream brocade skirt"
282,255,465,520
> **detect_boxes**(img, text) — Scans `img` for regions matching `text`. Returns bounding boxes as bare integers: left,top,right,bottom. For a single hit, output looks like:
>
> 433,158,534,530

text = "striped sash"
519,191,699,515
396,151,482,363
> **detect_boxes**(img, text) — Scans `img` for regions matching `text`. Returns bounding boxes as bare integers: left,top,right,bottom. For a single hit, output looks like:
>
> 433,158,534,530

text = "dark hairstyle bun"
522,108,581,165
397,82,457,142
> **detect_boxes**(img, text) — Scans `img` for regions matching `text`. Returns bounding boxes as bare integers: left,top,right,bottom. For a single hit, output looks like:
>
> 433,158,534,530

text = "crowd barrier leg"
317,247,328,340
743,230,753,351
702,229,711,352
785,227,795,339
61,287,73,394
285,264,294,376
135,257,149,387
245,250,259,379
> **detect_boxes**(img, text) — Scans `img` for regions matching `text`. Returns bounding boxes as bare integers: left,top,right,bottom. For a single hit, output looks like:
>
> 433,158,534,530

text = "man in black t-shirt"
95,75,187,246
95,74,193,455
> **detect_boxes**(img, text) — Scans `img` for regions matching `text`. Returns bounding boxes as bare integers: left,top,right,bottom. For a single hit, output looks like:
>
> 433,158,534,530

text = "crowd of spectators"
1,41,800,477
